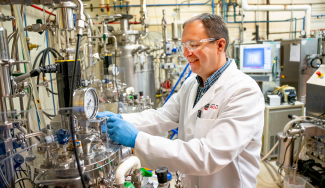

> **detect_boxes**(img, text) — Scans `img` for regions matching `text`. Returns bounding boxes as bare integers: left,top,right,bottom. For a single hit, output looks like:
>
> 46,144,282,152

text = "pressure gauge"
300,30,306,37
73,88,99,120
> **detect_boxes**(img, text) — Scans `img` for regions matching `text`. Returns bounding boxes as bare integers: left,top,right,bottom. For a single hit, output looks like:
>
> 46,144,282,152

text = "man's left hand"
107,117,139,148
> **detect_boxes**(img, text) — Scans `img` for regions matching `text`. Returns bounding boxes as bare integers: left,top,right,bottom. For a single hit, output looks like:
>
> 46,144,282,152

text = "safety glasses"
182,38,220,52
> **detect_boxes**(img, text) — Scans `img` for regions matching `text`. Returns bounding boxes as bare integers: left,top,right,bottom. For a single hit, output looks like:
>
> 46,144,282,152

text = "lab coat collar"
187,60,237,119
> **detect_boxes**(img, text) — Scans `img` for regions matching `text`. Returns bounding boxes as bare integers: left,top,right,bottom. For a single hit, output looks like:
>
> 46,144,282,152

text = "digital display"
243,47,272,70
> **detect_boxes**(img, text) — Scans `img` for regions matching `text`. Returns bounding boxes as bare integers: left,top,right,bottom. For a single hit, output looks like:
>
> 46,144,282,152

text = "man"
98,13,264,188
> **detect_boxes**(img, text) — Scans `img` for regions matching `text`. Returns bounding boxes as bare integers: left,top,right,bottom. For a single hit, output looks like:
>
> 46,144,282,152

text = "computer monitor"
239,44,273,73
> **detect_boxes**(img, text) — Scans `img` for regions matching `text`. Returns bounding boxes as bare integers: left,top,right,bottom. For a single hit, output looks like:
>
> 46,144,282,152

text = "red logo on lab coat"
210,104,218,110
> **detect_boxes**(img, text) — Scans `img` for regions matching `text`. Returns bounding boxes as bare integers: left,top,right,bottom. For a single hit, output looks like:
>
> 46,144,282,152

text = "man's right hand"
96,111,122,119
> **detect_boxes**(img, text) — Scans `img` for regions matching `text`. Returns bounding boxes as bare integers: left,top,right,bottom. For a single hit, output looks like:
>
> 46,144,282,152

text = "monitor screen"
240,44,273,73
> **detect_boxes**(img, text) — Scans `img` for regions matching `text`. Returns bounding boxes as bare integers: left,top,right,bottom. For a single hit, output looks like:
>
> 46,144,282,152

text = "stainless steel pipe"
120,18,129,32
82,134,97,155
276,132,295,172
0,27,10,59
0,27,12,99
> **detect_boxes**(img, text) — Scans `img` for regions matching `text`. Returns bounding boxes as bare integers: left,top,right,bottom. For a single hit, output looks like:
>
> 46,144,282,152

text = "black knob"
288,114,293,119
133,94,138,100
155,167,168,184
139,91,143,96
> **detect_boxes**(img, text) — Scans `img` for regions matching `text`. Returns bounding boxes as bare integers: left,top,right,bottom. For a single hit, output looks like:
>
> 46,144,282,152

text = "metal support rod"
13,5,46,129
11,6,24,60
8,98,15,119
84,10,93,75
162,9,168,64
0,98,7,122
4,130,15,188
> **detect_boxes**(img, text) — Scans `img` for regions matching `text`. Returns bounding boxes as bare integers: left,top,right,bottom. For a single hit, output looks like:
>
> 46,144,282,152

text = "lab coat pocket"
194,118,215,139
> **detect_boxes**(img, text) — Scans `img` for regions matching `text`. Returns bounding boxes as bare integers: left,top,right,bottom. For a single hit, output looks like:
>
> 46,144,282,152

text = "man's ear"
217,39,226,54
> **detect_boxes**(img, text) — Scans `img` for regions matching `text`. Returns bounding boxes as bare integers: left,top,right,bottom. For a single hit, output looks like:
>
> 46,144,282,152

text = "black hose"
46,88,58,95
43,111,56,117
33,48,60,69
33,48,61,92
69,34,87,188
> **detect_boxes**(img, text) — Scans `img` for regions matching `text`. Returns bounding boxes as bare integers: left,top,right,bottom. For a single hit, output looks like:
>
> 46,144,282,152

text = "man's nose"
183,47,193,57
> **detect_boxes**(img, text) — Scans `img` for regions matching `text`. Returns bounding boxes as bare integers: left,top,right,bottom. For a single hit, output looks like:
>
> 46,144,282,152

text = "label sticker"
301,40,307,45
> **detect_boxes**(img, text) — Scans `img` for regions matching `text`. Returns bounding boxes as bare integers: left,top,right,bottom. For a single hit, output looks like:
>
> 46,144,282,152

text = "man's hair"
183,13,229,52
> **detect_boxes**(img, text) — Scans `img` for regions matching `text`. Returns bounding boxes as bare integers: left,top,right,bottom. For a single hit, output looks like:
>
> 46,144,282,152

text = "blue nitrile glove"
97,111,122,133
96,111,122,119
107,116,139,148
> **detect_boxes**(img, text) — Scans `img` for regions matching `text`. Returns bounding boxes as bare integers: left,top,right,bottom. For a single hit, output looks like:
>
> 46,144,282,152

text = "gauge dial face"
84,90,98,119
300,30,306,36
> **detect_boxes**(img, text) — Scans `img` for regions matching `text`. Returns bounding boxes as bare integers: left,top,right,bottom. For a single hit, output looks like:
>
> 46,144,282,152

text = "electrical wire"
19,167,27,177
15,170,22,188
68,34,87,188
16,169,25,188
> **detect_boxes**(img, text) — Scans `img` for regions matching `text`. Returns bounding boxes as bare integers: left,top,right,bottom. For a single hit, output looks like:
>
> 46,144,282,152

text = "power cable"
68,34,87,188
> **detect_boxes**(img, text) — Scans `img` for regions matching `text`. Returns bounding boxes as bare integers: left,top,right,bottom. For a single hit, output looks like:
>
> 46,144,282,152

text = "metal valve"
0,13,14,22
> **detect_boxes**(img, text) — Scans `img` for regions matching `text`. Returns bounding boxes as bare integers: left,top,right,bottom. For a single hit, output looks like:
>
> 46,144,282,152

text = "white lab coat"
122,60,265,188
